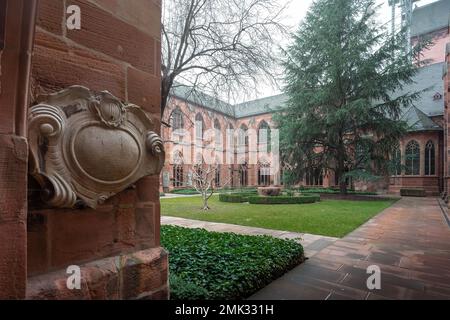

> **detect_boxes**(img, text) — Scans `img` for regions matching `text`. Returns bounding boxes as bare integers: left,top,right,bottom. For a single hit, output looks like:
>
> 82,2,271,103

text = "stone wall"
0,0,35,299
1,0,167,300
161,96,279,190
412,27,450,65
444,44,450,200
388,131,442,196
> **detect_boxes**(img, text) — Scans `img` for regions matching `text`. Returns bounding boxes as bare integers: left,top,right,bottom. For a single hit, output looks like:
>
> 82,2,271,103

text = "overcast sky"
248,0,440,101
284,0,439,30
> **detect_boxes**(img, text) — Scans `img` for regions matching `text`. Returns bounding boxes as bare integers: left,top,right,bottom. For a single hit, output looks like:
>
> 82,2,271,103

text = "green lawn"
161,195,396,238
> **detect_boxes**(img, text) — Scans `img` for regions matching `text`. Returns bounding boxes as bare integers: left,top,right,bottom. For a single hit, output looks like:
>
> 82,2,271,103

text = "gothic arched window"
227,124,234,149
214,119,221,146
195,113,204,140
306,167,323,186
405,140,420,176
258,162,271,186
239,163,248,186
424,140,435,176
258,121,271,145
171,107,184,130
173,165,183,187
215,164,221,187
238,124,248,146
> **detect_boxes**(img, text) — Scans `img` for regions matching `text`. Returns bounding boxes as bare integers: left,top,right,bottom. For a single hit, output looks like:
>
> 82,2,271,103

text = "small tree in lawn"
277,0,431,194
191,163,219,211
191,160,232,211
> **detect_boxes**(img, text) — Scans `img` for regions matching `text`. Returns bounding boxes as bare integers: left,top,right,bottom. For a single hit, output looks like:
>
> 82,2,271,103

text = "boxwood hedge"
161,225,304,300
219,193,257,203
170,188,200,195
248,195,320,204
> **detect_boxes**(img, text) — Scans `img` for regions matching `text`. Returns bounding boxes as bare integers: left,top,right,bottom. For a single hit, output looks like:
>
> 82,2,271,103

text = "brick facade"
443,44,450,198
161,97,279,191
0,0,167,299
161,15,449,196
161,94,445,195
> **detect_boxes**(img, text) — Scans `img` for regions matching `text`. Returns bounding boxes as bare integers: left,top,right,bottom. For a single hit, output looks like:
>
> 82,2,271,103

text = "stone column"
25,0,168,300
0,0,37,299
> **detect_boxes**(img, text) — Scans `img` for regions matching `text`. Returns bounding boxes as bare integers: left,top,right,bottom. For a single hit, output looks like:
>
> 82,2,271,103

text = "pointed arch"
239,162,248,186
257,120,271,145
238,124,248,146
214,118,221,145
258,160,271,186
171,106,184,130
405,140,420,176
172,150,184,187
195,113,204,140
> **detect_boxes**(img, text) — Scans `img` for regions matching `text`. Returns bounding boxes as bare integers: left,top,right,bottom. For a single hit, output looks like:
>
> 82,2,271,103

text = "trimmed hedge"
299,188,377,195
161,225,304,300
219,193,256,203
170,188,200,195
400,188,426,197
248,195,320,204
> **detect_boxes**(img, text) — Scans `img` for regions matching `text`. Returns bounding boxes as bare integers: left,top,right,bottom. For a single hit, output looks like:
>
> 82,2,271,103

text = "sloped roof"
170,63,444,126
170,83,235,117
401,105,442,131
234,94,288,118
170,83,288,119
411,0,450,37
394,62,445,117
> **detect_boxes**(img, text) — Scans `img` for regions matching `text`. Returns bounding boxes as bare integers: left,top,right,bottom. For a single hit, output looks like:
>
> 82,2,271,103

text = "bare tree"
191,164,219,211
161,0,288,115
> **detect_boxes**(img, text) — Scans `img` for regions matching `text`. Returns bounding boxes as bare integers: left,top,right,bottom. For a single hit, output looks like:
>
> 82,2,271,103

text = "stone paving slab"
161,216,338,258
249,197,450,300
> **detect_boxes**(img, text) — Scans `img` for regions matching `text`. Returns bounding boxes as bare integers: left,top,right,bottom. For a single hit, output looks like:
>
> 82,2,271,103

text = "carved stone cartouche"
28,86,165,209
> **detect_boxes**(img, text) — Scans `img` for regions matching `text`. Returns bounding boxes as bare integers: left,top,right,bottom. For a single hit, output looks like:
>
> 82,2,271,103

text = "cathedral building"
161,0,450,196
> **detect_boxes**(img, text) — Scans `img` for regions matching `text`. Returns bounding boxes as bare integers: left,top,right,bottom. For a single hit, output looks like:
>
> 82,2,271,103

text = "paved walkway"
249,197,450,300
161,216,338,258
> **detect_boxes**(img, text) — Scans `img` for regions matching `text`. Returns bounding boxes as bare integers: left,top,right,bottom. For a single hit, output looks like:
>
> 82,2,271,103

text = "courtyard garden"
160,195,397,299
161,195,396,238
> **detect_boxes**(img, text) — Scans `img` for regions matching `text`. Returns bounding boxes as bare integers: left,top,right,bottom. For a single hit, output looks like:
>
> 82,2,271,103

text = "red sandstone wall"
444,45,450,198
0,0,33,299
388,131,442,196
26,0,167,299
413,27,450,65
161,97,279,189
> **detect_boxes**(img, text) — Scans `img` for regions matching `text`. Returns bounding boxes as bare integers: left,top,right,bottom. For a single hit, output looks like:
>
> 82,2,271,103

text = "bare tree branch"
161,0,289,115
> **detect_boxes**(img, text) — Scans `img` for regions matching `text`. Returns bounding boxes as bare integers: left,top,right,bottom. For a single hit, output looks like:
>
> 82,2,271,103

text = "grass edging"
248,195,320,204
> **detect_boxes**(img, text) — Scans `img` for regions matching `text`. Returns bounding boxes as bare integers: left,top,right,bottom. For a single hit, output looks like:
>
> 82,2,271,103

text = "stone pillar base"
0,134,28,299
26,247,169,300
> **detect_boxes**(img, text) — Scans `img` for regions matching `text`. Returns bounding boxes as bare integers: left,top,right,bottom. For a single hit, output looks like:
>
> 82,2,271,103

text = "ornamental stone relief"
28,86,165,209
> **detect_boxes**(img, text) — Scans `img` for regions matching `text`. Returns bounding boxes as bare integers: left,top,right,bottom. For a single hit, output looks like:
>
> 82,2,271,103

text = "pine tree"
277,0,430,193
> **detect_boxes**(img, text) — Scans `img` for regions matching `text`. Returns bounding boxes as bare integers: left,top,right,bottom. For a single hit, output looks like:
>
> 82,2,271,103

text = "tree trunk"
337,143,348,195
201,193,210,211
161,75,174,116
339,179,348,195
